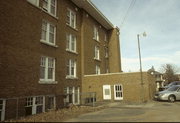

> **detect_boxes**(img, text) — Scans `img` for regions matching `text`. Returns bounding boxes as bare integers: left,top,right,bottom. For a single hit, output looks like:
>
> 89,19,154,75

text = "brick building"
0,0,121,121
82,72,156,103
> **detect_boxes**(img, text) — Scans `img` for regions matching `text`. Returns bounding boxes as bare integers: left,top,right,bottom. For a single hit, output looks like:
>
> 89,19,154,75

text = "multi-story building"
0,0,121,121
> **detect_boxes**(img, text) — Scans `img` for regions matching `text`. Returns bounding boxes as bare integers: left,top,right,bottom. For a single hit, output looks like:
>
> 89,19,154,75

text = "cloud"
91,0,180,73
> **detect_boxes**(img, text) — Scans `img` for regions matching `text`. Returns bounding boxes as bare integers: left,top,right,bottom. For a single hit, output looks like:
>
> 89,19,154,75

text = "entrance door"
114,84,123,100
103,85,111,100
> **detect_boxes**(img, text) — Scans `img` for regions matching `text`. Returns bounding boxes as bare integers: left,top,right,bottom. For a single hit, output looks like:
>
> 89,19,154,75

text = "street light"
137,32,146,102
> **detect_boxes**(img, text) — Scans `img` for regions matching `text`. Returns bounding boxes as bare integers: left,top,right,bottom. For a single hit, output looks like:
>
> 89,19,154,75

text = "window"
95,65,100,75
27,0,39,6
74,87,80,104
67,9,76,28
104,34,107,42
66,33,77,53
64,87,69,106
66,59,77,78
42,0,57,16
114,85,123,100
105,47,108,58
25,97,33,107
64,87,79,105
93,26,99,41
25,97,33,116
0,100,5,121
95,46,100,60
25,96,45,116
40,56,55,82
41,20,56,46
47,96,55,109
35,97,44,114
106,69,109,73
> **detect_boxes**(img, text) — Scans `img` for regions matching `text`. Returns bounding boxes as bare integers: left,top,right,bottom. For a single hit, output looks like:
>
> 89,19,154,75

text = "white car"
154,85,180,102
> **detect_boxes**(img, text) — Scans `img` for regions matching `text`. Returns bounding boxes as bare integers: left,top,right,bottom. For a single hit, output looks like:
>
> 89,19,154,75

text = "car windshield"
168,82,176,86
167,86,179,91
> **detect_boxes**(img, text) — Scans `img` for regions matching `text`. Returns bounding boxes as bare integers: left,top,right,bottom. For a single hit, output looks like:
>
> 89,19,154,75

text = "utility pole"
137,32,146,102
137,34,144,86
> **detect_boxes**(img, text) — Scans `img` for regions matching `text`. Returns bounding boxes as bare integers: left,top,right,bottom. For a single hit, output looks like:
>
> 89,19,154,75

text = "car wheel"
168,95,176,102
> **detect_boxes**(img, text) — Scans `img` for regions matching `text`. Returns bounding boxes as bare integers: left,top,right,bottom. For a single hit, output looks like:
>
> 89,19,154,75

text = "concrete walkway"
64,101,180,122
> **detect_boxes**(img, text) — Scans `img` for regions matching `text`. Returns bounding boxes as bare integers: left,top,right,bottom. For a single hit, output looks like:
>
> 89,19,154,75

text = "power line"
120,0,136,28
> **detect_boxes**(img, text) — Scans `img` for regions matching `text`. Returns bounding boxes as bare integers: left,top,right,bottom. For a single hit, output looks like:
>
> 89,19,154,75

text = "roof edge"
71,0,115,30
86,0,114,28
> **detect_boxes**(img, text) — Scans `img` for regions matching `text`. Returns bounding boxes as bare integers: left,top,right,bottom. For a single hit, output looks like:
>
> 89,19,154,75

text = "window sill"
93,38,100,43
40,40,58,48
114,99,123,101
66,76,78,80
66,49,78,55
66,24,78,32
94,58,101,62
39,80,58,84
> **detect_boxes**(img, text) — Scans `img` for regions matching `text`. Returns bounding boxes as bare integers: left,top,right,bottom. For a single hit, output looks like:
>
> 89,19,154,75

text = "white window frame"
114,84,123,100
105,47,108,58
66,33,77,53
103,85,111,100
95,65,100,75
64,87,69,105
93,26,99,41
40,56,56,83
106,69,109,73
0,100,6,121
67,9,76,29
47,96,56,110
94,46,100,60
104,33,107,42
64,87,79,105
27,0,39,6
42,0,57,16
41,20,56,46
74,87,80,105
25,96,45,115
66,59,77,79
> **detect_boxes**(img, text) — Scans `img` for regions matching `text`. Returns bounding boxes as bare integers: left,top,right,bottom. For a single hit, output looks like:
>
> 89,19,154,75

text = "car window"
169,82,175,86
177,88,180,92
167,86,179,91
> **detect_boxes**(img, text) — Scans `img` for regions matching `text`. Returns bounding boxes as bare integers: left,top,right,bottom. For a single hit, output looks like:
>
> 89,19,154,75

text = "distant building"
148,66,165,91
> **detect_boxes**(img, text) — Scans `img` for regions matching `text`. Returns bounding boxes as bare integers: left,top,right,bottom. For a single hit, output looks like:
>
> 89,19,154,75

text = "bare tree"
160,64,179,84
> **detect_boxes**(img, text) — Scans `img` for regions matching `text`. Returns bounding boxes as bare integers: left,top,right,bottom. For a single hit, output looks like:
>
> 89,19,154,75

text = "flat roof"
71,0,115,30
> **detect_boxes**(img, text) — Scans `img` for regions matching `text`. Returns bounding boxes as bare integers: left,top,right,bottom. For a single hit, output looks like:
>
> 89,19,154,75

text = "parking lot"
65,101,180,122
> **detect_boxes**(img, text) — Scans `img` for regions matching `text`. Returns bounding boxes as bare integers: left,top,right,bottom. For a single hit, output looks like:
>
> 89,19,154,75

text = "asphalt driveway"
64,101,180,122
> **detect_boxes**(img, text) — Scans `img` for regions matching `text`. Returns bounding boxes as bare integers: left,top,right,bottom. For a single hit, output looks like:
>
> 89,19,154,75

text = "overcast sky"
91,0,180,73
